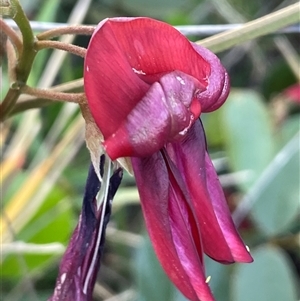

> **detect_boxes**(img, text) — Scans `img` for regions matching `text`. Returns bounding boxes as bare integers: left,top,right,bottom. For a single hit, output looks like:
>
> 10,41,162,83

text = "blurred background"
1,0,299,300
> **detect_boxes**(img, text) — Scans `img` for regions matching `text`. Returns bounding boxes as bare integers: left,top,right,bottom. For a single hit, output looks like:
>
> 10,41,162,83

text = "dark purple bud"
49,156,123,301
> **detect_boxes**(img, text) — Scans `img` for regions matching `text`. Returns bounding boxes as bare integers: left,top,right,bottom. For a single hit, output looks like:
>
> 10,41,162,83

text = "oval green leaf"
221,89,275,190
232,245,298,301
251,133,300,235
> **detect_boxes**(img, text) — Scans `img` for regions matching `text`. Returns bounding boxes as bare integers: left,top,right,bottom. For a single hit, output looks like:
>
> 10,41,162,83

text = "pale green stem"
197,3,300,53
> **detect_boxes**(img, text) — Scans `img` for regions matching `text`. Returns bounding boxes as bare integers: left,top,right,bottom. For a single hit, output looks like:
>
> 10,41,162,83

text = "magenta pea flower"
84,17,253,301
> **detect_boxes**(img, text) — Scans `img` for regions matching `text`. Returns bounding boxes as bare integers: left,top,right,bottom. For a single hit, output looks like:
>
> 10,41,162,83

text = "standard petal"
167,120,251,263
96,18,210,84
84,20,149,138
132,153,215,301
84,17,211,139
104,71,203,160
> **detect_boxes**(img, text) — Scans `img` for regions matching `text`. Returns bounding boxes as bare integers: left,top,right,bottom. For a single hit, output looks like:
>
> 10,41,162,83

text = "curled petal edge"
167,120,253,263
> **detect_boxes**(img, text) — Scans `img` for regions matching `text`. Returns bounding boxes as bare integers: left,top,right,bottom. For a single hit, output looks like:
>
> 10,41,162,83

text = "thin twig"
21,78,84,95
0,18,23,54
8,98,54,115
37,24,95,40
21,85,86,103
6,38,17,83
36,40,86,58
5,79,84,117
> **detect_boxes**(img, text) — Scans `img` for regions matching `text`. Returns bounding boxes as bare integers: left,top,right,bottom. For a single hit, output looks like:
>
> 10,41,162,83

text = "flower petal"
167,120,252,263
283,83,300,104
204,152,253,262
84,17,210,140
84,19,149,138
192,44,230,112
132,153,215,301
103,71,203,159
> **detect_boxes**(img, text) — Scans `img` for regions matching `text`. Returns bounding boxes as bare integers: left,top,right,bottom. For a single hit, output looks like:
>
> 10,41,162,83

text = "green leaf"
135,235,211,300
232,245,298,301
202,109,224,148
134,235,174,301
277,114,300,149
204,256,231,301
221,89,275,189
250,133,300,235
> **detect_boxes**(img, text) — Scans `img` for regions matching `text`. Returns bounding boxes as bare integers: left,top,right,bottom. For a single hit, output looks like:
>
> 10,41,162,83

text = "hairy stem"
37,25,95,40
0,19,23,55
6,39,17,83
36,40,86,58
22,85,86,104
6,79,84,118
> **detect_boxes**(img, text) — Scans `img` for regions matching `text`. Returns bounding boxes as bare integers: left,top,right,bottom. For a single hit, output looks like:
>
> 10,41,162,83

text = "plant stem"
198,2,300,53
7,79,85,117
37,25,95,40
6,39,17,83
7,98,54,115
36,40,86,58
0,19,23,54
1,0,36,120
22,85,86,103
10,0,36,82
